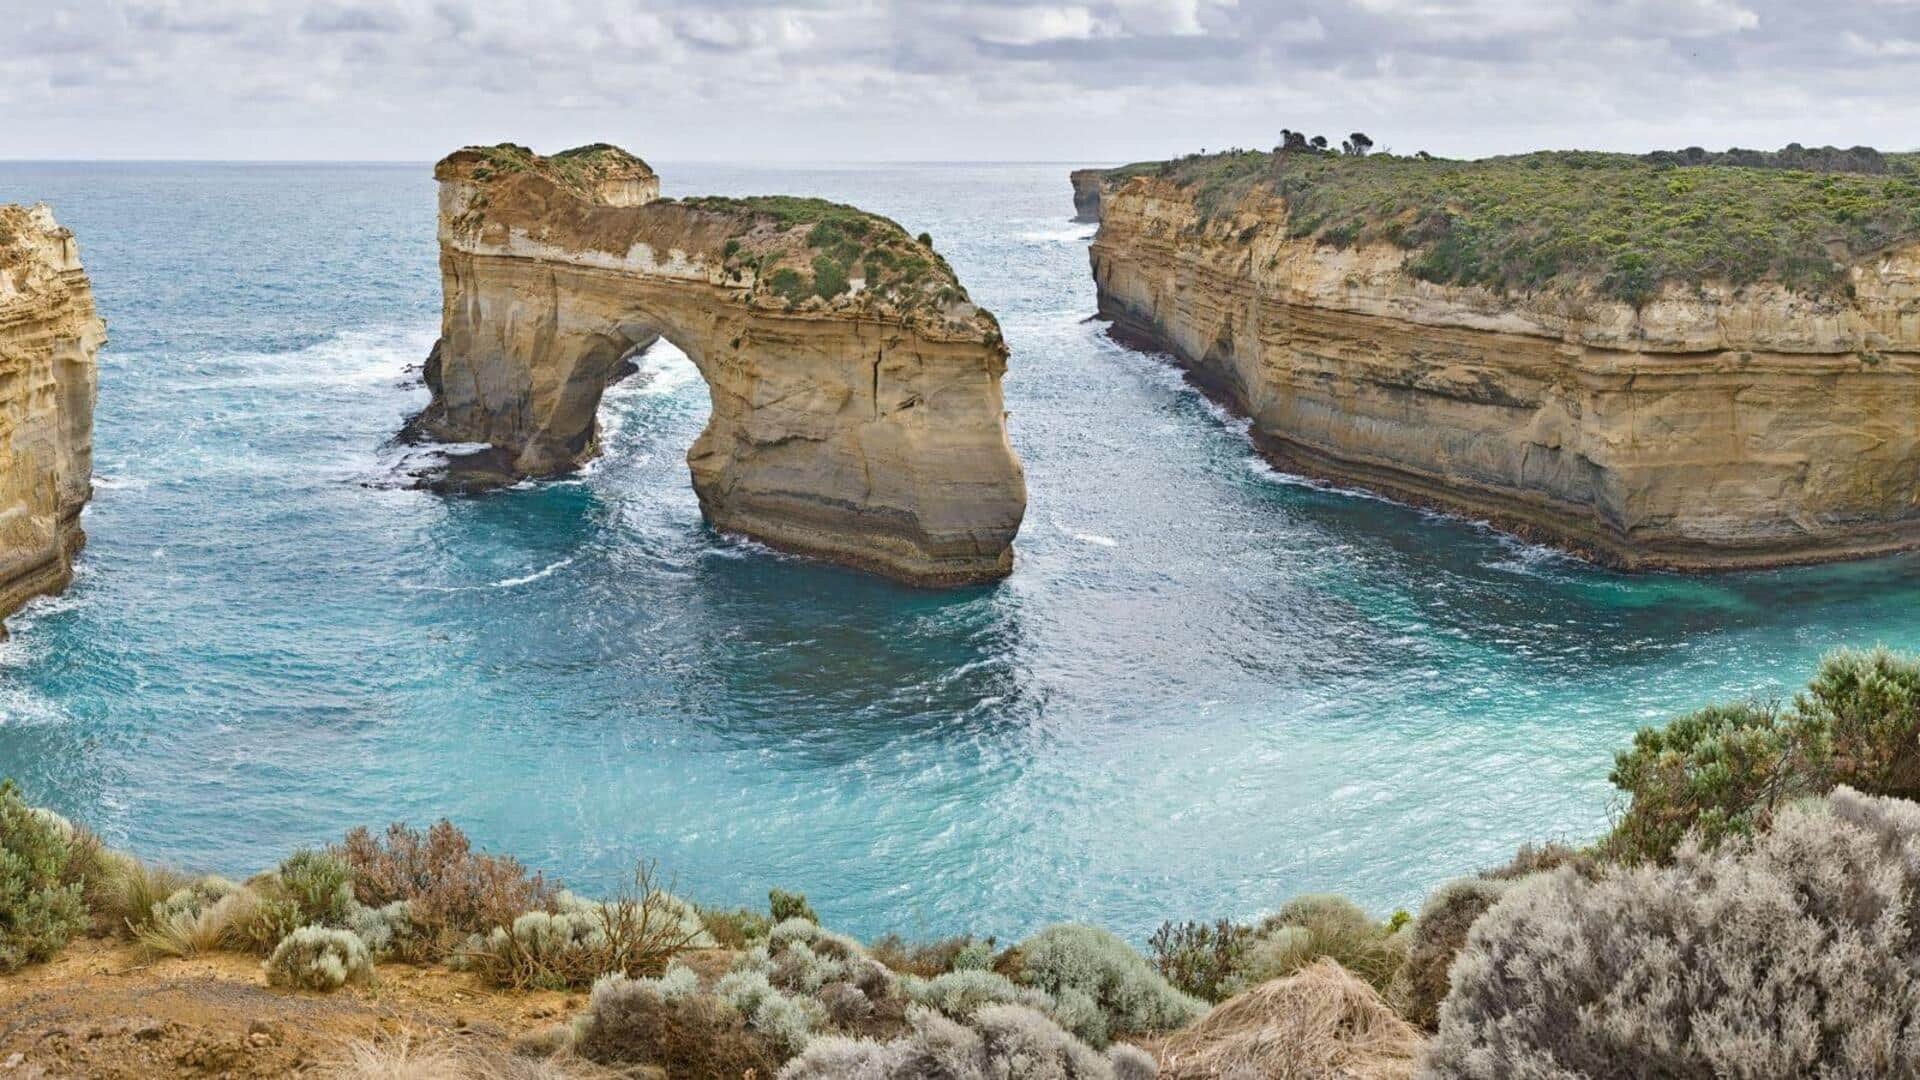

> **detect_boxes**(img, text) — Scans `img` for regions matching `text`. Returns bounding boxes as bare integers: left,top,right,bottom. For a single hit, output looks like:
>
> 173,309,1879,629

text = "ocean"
2,159,1915,941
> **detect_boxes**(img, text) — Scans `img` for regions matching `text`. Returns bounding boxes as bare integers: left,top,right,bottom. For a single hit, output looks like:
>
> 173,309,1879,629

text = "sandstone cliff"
412,144,1026,586
1091,167,1920,569
0,205,103,631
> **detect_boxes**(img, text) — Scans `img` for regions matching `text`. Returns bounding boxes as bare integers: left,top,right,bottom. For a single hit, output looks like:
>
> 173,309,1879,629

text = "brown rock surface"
1091,175,1920,569
0,205,103,630
410,144,1026,586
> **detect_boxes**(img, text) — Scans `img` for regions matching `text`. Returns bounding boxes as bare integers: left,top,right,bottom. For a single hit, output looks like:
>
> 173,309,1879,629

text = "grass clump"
1145,144,1920,304
335,820,554,961
1159,958,1421,1080
1605,645,1920,864
0,781,91,972
136,876,263,958
1228,895,1408,997
266,925,373,992
1434,787,1920,1077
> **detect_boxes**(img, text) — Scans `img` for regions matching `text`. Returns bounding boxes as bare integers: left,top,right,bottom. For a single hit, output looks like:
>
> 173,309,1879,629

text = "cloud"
0,0,1916,161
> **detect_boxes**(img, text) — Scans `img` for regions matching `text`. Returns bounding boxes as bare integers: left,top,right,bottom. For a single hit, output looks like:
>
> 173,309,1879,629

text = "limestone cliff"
0,205,103,630
412,144,1026,586
1070,169,1109,223
1092,173,1920,569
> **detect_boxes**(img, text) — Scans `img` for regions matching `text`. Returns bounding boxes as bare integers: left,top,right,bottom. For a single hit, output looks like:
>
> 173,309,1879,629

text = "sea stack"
1090,153,1920,570
0,205,103,633
411,143,1027,586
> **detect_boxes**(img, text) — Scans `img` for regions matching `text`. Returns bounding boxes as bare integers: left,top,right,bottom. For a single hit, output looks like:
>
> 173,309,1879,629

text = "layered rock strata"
412,144,1026,585
1092,176,1920,569
0,205,103,630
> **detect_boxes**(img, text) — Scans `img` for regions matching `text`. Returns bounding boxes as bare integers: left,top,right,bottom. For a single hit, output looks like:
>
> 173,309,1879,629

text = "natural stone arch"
407,144,1027,586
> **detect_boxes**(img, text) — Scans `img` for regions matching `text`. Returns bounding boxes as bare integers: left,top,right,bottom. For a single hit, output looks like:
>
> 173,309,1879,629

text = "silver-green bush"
265,925,373,991
1017,924,1207,1045
778,1003,1156,1079
1431,787,1920,1077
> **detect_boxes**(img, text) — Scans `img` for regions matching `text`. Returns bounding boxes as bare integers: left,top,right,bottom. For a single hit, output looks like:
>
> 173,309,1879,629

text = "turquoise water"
2,161,1918,942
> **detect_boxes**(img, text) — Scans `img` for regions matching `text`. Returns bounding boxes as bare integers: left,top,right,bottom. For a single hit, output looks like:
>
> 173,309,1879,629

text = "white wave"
401,557,576,592
1074,533,1119,547
630,341,702,397
1243,455,1394,505
90,474,149,491
1020,225,1098,243
143,325,438,393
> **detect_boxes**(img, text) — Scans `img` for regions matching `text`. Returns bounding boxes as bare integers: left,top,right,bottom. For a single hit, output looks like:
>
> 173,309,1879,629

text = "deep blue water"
1,161,1917,942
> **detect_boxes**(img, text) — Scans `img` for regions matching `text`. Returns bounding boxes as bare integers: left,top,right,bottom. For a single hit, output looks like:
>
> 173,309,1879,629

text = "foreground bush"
1158,958,1419,1080
1017,924,1208,1046
460,869,711,990
573,966,782,1075
337,820,555,961
779,1003,1156,1080
1388,842,1593,1031
1432,787,1920,1077
1606,646,1920,864
0,781,92,972
1148,919,1252,1002
266,925,374,991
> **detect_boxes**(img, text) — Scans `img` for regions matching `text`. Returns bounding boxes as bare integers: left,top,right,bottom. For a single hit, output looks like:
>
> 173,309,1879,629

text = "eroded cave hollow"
406,144,1027,586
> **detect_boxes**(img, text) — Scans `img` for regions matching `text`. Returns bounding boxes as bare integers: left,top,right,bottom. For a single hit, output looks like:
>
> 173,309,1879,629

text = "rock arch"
407,144,1026,586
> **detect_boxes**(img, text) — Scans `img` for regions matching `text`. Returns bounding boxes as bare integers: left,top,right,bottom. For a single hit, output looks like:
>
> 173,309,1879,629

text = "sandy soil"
0,936,587,1078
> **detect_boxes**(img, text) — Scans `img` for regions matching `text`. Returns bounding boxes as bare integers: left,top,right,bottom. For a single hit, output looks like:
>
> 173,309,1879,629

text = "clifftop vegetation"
1123,142,1920,305
675,195,981,320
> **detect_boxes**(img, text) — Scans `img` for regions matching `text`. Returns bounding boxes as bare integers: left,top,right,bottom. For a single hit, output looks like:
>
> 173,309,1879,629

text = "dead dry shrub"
459,860,710,990
336,820,554,960
1157,958,1421,1080
869,933,985,978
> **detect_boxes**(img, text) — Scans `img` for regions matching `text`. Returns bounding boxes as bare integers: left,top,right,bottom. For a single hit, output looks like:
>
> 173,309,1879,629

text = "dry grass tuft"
321,1032,614,1079
1156,959,1423,1080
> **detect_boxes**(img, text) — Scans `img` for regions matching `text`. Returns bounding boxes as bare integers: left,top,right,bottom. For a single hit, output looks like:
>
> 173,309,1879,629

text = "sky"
3,0,1919,162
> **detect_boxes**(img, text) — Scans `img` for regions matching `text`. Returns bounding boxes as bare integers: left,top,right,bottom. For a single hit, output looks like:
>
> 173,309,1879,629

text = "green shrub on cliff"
1150,145,1920,305
0,781,91,971
265,925,373,992
1605,646,1920,864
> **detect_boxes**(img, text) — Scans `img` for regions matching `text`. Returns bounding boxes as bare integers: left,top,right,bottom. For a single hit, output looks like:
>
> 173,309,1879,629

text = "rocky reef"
1090,152,1920,569
410,143,1026,586
0,205,103,631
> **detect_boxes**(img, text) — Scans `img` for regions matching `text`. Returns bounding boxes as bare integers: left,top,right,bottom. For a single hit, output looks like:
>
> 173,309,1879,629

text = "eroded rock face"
411,144,1026,586
1092,176,1920,569
1070,169,1111,223
0,205,103,629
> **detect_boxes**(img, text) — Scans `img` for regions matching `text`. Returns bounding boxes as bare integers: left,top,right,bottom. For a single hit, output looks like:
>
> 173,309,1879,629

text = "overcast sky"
4,0,1918,162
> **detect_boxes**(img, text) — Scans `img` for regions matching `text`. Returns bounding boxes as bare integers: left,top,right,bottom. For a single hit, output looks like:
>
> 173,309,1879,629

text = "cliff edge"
0,205,103,631
411,144,1026,586
1091,149,1920,569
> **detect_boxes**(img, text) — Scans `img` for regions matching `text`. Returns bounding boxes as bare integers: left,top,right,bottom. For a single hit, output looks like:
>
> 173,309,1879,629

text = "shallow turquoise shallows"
2,161,1918,941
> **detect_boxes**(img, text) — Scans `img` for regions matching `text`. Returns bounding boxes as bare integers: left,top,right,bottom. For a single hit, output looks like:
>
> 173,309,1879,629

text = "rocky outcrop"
1070,169,1110,223
412,144,1026,586
1092,176,1920,569
0,205,102,631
